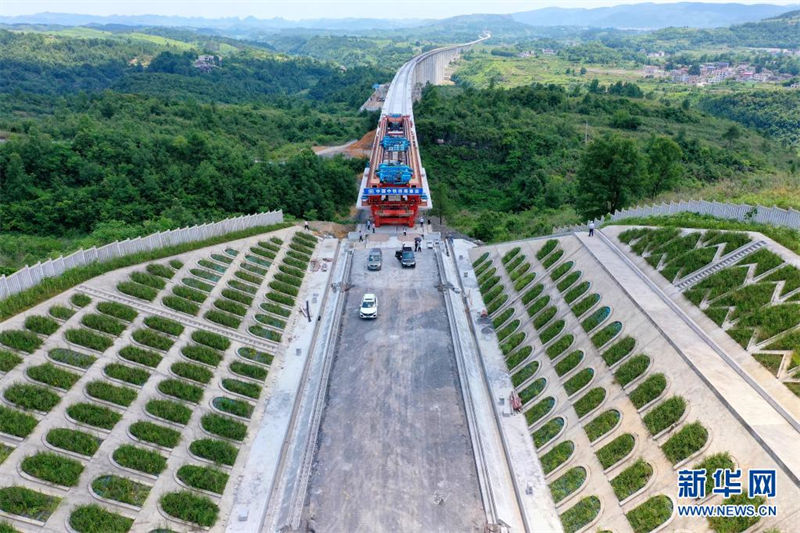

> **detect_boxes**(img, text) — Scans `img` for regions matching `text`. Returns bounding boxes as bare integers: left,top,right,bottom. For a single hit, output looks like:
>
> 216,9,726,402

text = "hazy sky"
2,0,798,19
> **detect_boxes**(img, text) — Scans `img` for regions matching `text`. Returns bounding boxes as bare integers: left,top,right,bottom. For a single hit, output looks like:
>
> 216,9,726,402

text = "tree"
575,134,644,220
688,64,701,75
722,124,742,147
430,180,452,224
645,136,683,196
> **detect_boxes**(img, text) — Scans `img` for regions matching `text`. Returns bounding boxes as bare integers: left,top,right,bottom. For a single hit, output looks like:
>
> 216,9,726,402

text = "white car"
359,293,378,319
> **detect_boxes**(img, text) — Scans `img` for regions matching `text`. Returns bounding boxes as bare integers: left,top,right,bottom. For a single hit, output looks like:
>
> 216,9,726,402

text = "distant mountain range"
1,2,799,32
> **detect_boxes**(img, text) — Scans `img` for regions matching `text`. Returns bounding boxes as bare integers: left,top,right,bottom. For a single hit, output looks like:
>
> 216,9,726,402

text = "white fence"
0,210,283,300
555,200,800,234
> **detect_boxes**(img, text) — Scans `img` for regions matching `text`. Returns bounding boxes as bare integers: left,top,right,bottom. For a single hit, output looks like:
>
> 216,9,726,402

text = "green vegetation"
533,306,556,329
144,316,184,336
574,387,606,417
171,362,213,384
23,315,59,336
555,351,583,376
539,441,574,474
611,459,653,500
630,373,668,408
4,383,60,412
235,270,262,285
596,433,635,469
571,294,600,317
707,494,764,532
230,361,268,381
486,294,508,314
643,396,687,435
536,240,557,260
584,409,621,441
0,329,42,353
199,259,227,273
546,335,574,359
182,344,222,366
131,271,166,289
564,282,590,304
184,278,214,292
132,328,174,351
91,475,150,507
158,379,203,403
591,321,622,347
222,378,261,399
540,320,565,343
49,305,75,320
117,281,158,301
626,495,673,533
524,397,555,426
27,363,80,390
496,319,520,341
615,355,650,386
192,330,230,351
662,422,709,464
113,444,167,475
506,346,532,370
146,263,175,279
160,491,219,527
21,452,83,486
213,396,254,418
564,368,594,395
556,271,580,292
255,314,287,330
129,421,181,448
81,313,126,336
162,295,200,315
221,288,253,305
86,380,138,407
177,465,229,494
201,413,247,441
215,298,248,316
542,250,564,269
550,261,573,281
105,363,150,386
602,336,636,366
207,310,242,329
532,417,565,448
695,452,736,496
46,428,100,456
119,345,162,367
71,294,91,308
96,301,137,322
238,347,273,365
0,406,38,437
0,350,21,373
0,486,60,522
190,438,238,466
581,306,610,332
511,360,539,387
173,285,207,303
519,378,546,404
550,466,587,503
67,402,121,430
559,496,601,533
146,399,192,425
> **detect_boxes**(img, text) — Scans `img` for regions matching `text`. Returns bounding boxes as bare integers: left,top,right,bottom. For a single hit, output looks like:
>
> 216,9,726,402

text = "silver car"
367,248,382,271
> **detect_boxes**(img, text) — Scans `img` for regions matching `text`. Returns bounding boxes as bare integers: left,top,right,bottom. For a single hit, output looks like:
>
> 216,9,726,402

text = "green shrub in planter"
229,280,257,294
255,314,287,329
532,417,564,448
191,269,221,282
596,433,635,469
694,452,735,496
0,350,22,373
249,325,282,342
496,319,520,342
129,421,181,448
556,271,580,292
519,378,546,404
215,298,248,316
560,496,601,533
144,316,184,336
584,409,620,442
511,360,539,387
289,242,314,256
145,399,192,425
521,284,544,305
549,466,587,503
213,396,253,418
160,491,219,527
266,291,295,306
0,406,38,437
104,363,150,386
540,320,565,343
86,381,137,407
546,335,574,360
250,246,276,260
602,336,635,366
182,344,222,366
286,250,311,263
21,452,83,486
555,351,583,376
113,445,167,475
500,332,525,355
270,280,299,297
131,271,166,289
615,355,650,386
564,368,594,396
146,263,175,279
170,259,184,269
472,252,489,268
610,459,653,501
231,361,268,381
212,253,233,264
132,329,174,351
707,493,763,533
162,295,199,316
65,328,113,352
581,306,610,332
177,464,229,494
158,379,203,403
48,348,94,369
4,383,60,412
247,254,272,267
524,397,555,426
486,294,508,315
183,277,213,292
221,289,253,305
234,270,262,285
257,241,280,253
71,294,91,308
173,285,207,303
550,261,573,281
536,239,557,260
532,305,555,327
46,428,100,456
591,321,622,347
241,262,268,276
192,330,230,351
119,345,162,367
222,378,261,399
96,302,137,322
117,281,158,301
564,282,590,304
574,388,606,417
66,403,121,430
505,346,532,371
27,363,80,390
205,310,242,329
171,362,213,384
275,273,303,287
81,313,126,336
201,413,247,441
626,495,673,533
190,438,238,465
661,422,708,464
50,305,76,320
199,259,227,272
643,396,686,435
91,475,150,507
492,308,514,329
542,249,564,269
503,247,521,264
24,315,59,336
539,441,574,475
0,330,43,353
0,486,60,522
238,347,273,365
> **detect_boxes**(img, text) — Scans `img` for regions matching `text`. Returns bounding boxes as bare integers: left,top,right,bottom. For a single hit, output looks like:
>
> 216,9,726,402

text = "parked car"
360,293,378,319
367,248,382,271
395,244,416,268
